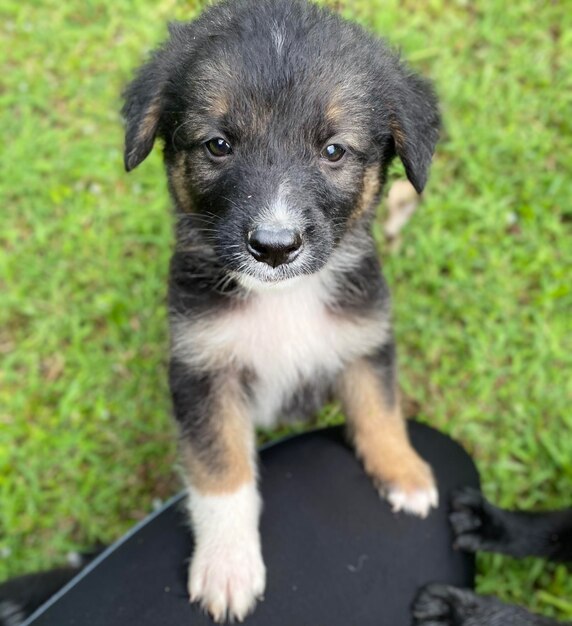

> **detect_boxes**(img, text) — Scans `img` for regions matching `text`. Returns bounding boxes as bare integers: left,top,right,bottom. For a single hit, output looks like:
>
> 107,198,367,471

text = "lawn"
1,0,571,619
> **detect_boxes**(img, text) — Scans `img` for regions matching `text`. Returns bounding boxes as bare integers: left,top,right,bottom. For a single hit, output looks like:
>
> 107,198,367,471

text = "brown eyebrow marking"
207,93,230,120
194,57,235,121
325,98,343,127
324,108,369,154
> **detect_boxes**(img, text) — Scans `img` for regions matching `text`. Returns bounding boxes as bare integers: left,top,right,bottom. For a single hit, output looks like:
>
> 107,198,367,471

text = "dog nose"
247,228,302,267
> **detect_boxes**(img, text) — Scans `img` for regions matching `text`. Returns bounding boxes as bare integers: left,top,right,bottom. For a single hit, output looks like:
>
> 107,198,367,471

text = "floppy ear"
122,45,171,172
122,22,192,172
390,71,440,193
122,54,165,172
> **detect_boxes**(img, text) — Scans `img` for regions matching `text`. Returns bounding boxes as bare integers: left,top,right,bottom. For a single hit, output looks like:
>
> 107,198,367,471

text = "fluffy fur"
123,0,441,620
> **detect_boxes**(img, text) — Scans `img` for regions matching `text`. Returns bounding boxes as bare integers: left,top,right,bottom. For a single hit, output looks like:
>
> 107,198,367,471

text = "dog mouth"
234,257,307,286
228,248,321,291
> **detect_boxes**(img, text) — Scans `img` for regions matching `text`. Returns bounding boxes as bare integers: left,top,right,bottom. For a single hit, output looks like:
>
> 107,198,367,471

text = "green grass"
1,0,571,619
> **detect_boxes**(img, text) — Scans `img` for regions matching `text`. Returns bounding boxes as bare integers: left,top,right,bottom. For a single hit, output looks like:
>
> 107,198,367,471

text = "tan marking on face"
197,58,233,119
170,152,193,212
326,98,343,126
352,165,380,221
207,93,229,119
326,83,354,125
180,378,255,494
338,359,434,495
251,105,271,136
324,84,370,153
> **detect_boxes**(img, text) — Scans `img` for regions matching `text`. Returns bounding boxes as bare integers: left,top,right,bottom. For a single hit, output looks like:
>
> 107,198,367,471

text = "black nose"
247,228,303,267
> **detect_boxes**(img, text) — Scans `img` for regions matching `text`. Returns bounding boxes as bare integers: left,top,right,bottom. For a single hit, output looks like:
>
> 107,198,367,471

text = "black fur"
413,584,565,626
122,0,440,470
124,0,439,185
169,360,225,469
328,227,391,313
123,2,441,618
413,488,572,626
0,548,103,626
450,487,572,562
366,337,399,409
123,0,440,285
0,569,76,626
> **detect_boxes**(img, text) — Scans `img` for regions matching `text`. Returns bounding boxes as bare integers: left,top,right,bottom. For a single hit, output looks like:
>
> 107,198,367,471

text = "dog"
122,0,440,621
413,487,572,625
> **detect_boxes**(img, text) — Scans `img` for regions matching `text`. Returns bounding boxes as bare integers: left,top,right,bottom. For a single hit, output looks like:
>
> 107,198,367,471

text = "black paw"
412,584,480,625
449,487,506,553
413,583,550,626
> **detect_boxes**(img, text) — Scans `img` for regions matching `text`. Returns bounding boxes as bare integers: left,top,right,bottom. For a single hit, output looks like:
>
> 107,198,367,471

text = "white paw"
387,485,439,518
189,540,266,623
187,483,265,622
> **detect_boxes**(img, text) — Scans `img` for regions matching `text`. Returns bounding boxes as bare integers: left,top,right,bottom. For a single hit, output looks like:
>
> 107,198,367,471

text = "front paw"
189,540,266,623
383,457,438,519
449,487,506,553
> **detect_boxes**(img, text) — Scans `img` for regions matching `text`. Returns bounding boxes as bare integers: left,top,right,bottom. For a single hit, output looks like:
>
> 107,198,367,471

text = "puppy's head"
123,0,440,287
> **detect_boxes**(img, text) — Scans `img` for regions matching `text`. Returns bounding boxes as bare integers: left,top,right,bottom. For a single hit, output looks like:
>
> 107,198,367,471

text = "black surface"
26,422,479,626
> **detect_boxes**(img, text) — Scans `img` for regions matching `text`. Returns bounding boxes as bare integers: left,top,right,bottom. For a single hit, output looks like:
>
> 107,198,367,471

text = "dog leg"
450,487,572,562
171,361,265,623
339,343,438,518
186,482,265,623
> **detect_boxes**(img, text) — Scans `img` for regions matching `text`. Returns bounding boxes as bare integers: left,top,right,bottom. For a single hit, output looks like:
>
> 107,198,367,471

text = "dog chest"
173,275,388,425
230,281,351,380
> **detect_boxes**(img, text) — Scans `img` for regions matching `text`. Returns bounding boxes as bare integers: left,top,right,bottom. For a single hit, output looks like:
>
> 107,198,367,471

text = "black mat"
25,422,479,626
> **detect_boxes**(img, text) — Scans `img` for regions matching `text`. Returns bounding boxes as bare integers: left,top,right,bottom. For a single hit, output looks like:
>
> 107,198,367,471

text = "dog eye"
321,144,346,163
205,137,233,158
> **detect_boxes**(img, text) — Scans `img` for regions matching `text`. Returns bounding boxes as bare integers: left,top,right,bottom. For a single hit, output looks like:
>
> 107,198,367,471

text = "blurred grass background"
1,0,571,619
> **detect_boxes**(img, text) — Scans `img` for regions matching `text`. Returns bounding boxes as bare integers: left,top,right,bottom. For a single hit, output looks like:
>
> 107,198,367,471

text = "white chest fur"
172,272,388,427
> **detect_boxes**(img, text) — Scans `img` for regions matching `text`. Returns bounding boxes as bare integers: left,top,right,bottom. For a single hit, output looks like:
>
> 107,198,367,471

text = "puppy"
414,488,572,625
123,0,440,621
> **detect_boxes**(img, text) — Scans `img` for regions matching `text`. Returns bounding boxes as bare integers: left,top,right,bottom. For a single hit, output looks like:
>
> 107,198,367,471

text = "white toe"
189,544,266,622
387,486,439,518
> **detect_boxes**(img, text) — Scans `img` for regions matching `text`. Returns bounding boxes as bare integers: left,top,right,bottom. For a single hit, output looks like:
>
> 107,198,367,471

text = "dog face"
123,0,439,287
